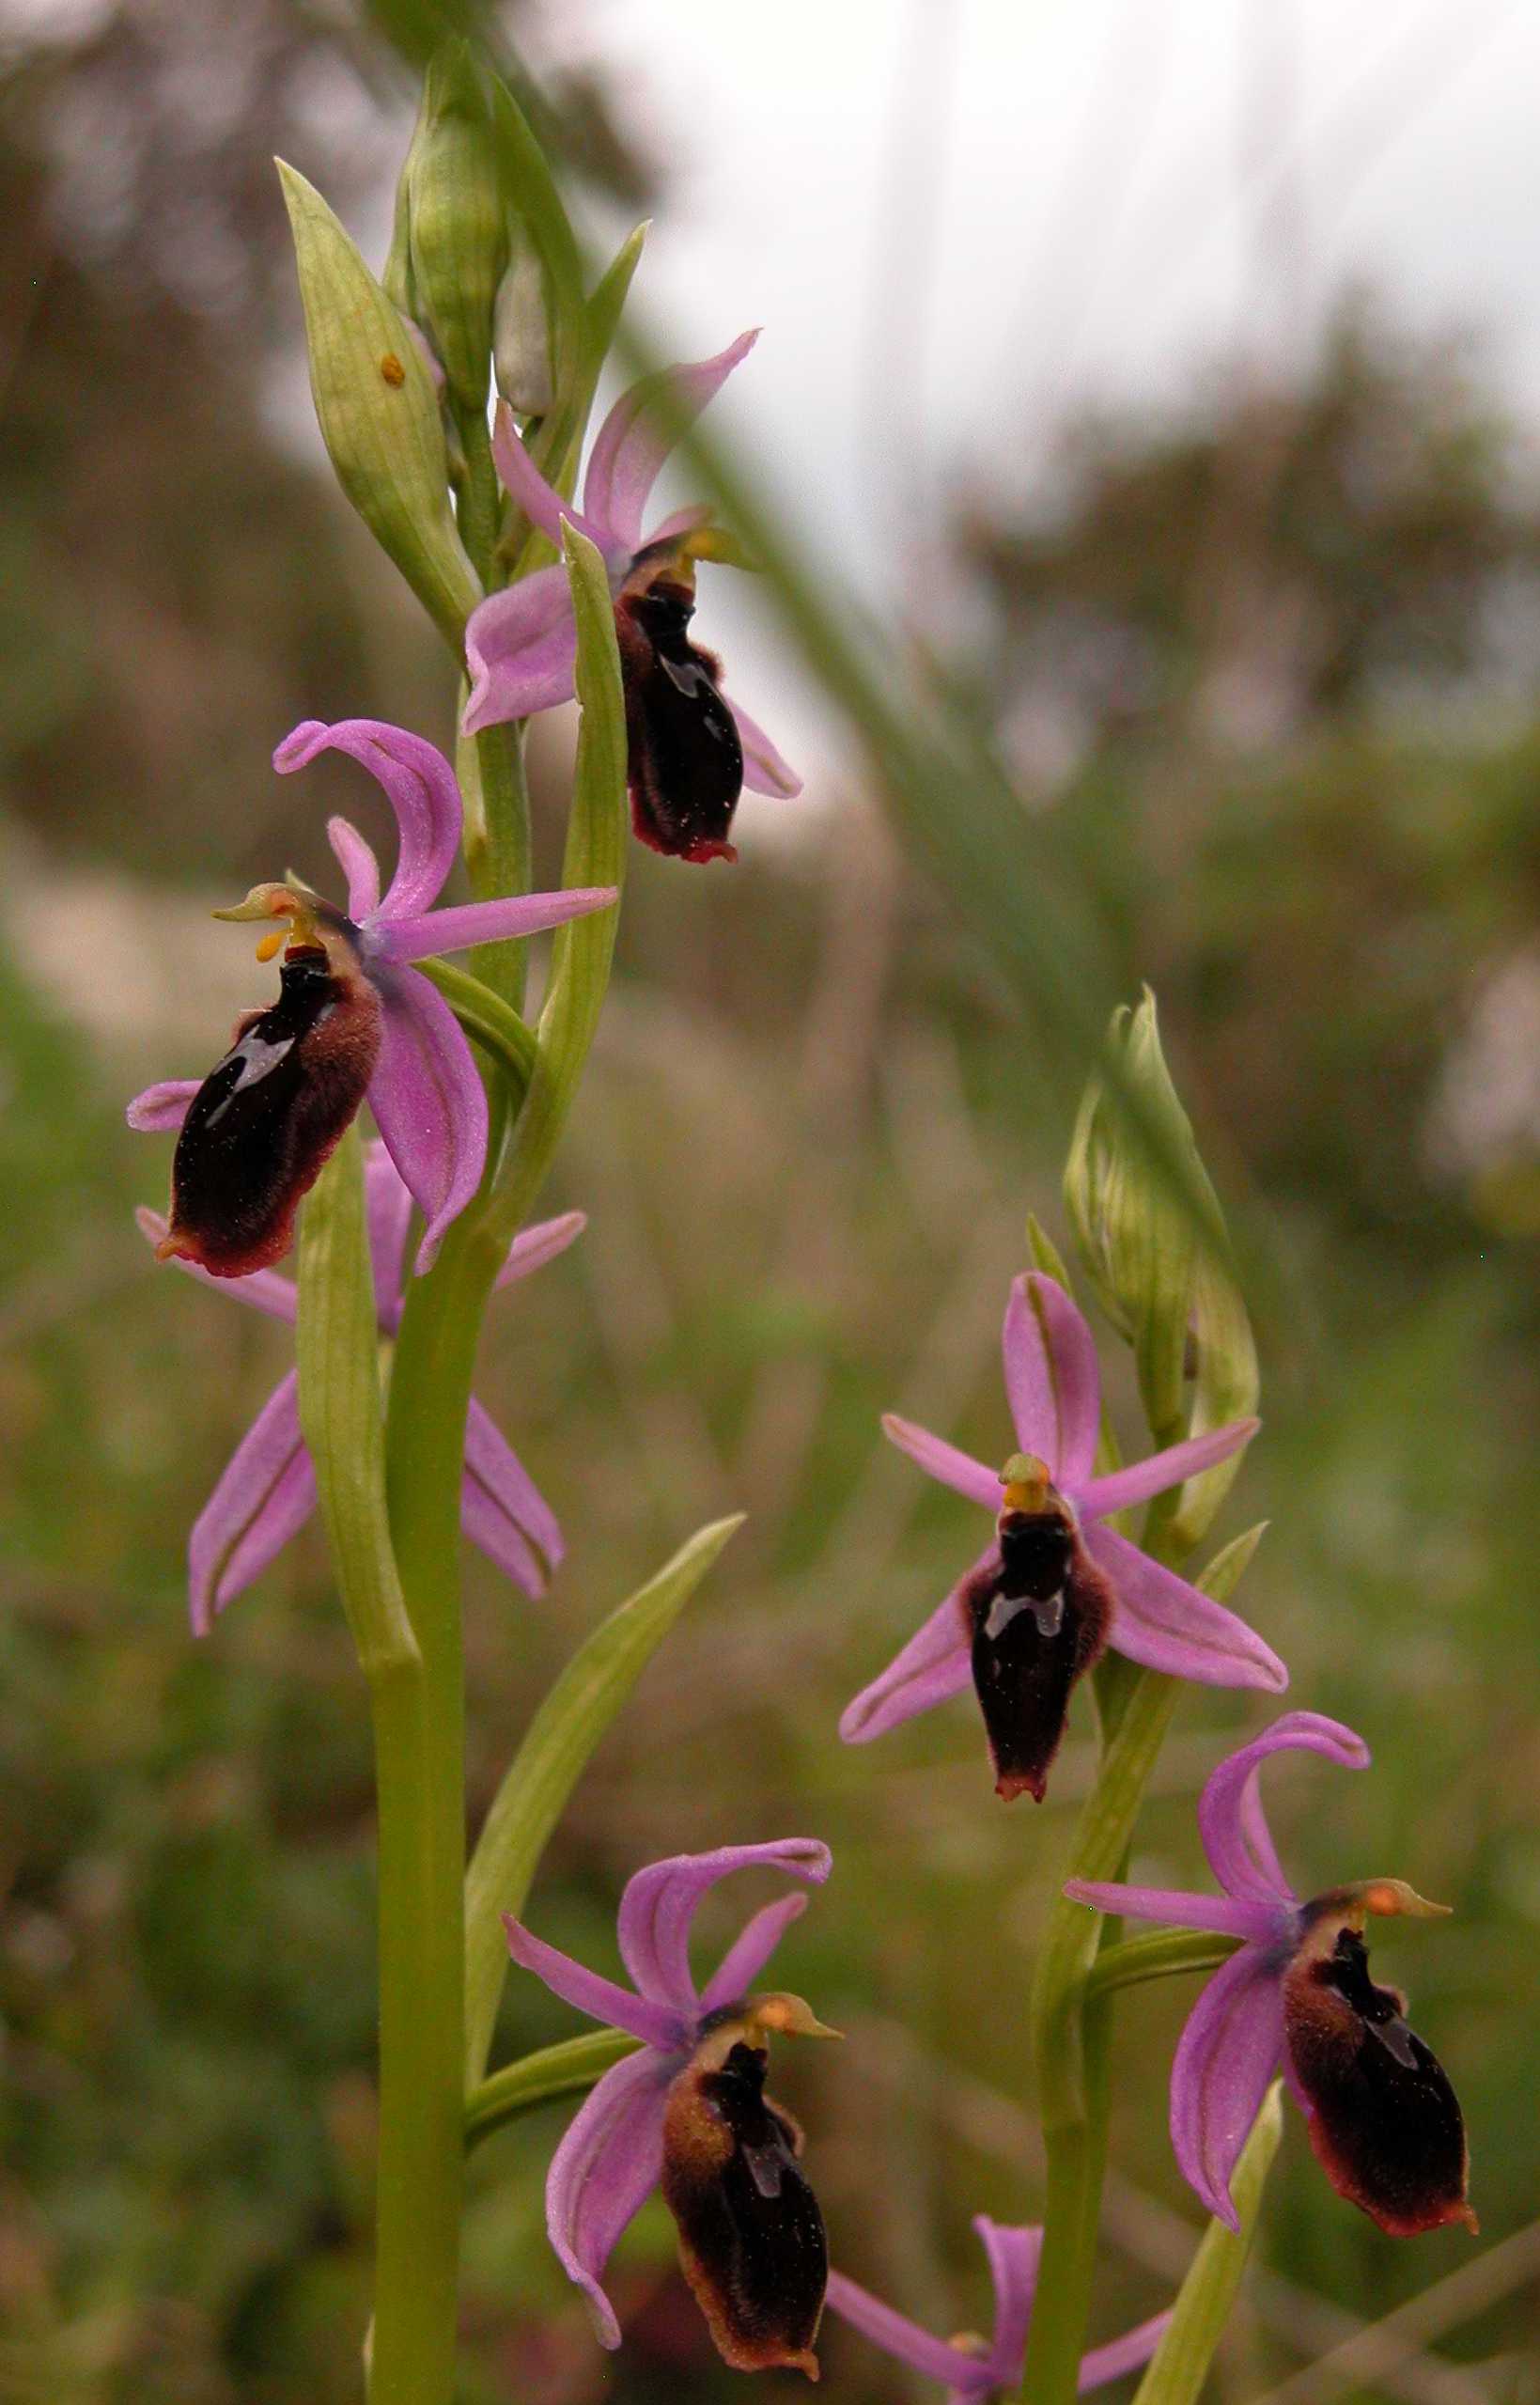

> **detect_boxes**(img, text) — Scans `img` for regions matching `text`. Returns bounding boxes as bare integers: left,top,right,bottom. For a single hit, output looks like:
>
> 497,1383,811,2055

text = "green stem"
1017,1666,1179,2405
368,1658,465,2403
295,1132,461,2403
465,2031,638,2152
453,406,532,1002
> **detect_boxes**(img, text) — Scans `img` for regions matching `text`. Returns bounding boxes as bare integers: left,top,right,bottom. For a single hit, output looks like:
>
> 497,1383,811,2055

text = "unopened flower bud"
397,40,510,415
492,238,554,415
1066,989,1257,1551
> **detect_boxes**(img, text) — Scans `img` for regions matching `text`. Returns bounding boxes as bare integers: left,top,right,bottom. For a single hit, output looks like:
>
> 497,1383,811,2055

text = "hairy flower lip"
501,1840,832,2359
841,1273,1278,1793
1064,1711,1475,2238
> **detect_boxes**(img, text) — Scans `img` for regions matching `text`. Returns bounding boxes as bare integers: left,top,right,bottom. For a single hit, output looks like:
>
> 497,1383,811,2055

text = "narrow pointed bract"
502,1839,834,2369
1065,1711,1475,2237
137,1140,582,1632
130,718,615,1276
841,1273,1278,1800
462,335,800,861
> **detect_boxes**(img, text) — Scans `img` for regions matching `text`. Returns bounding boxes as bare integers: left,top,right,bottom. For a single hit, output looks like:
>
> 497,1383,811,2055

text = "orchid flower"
841,1272,1282,1801
128,718,614,1278
1066,1711,1475,2238
462,333,801,864
504,1838,837,2375
825,2216,1172,2402
136,1137,580,1634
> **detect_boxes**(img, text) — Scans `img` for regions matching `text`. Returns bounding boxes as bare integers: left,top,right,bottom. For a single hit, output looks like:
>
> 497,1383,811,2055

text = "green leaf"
414,957,537,1099
1130,2084,1283,2405
465,2030,638,2151
295,1125,419,1677
462,1513,745,2085
277,161,481,649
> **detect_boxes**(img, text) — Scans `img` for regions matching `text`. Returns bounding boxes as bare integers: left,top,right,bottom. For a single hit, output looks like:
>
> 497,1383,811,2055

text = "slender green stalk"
297,1132,462,2405
1017,1525,1261,2405
465,2030,638,2151
1084,1927,1239,2005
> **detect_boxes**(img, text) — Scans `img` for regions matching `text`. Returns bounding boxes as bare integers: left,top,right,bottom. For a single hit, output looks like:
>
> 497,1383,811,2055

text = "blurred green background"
2,3,1538,2401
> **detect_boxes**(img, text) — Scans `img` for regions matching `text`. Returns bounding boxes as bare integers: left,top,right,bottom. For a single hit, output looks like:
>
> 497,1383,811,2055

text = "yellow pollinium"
999,1451,1052,1514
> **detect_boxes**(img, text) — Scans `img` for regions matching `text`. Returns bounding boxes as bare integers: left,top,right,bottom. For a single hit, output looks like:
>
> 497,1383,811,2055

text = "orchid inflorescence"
126,54,1478,2404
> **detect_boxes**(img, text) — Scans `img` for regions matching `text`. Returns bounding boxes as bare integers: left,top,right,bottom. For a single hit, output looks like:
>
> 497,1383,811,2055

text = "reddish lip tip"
682,840,739,865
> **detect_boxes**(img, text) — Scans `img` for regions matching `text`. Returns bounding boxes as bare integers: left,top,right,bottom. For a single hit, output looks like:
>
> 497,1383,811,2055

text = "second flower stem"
1017,1663,1179,2405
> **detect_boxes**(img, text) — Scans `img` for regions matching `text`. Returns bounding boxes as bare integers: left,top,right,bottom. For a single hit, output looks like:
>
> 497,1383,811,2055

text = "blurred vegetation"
1,7,1538,2404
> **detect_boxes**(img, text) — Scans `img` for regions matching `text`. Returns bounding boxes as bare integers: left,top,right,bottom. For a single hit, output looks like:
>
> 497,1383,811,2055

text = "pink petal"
727,697,802,799
368,964,487,1274
187,1370,316,1636
462,1396,562,1580
363,1143,412,1330
273,719,461,921
698,1894,810,2014
880,1413,1000,1510
823,2272,991,2391
1078,2309,1174,2391
975,2218,1043,2385
127,1079,200,1132
1077,1418,1259,1522
1199,1712,1369,1904
460,1475,545,1597
615,1840,832,2014
136,1209,299,1325
1063,1882,1283,1944
1170,1945,1284,2229
326,815,381,921
502,1918,686,2053
1088,1523,1288,1693
1003,1273,1101,1485
583,330,759,553
837,1562,980,1745
462,567,578,735
490,399,614,554
370,886,615,967
544,2047,673,2350
495,1210,586,1291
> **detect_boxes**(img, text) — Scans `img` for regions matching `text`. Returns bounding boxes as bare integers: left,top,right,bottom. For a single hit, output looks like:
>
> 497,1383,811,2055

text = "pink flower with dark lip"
826,2216,1171,2401
841,1272,1282,1800
129,718,614,1277
504,1839,834,2370
1066,1712,1475,2239
462,334,800,864
137,1137,581,1633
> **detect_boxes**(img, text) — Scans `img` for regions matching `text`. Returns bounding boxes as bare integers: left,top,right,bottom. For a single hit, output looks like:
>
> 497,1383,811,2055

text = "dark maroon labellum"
615,576,744,864
1283,1925,1476,2237
661,2039,827,2377
159,945,381,1279
959,1507,1114,1803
